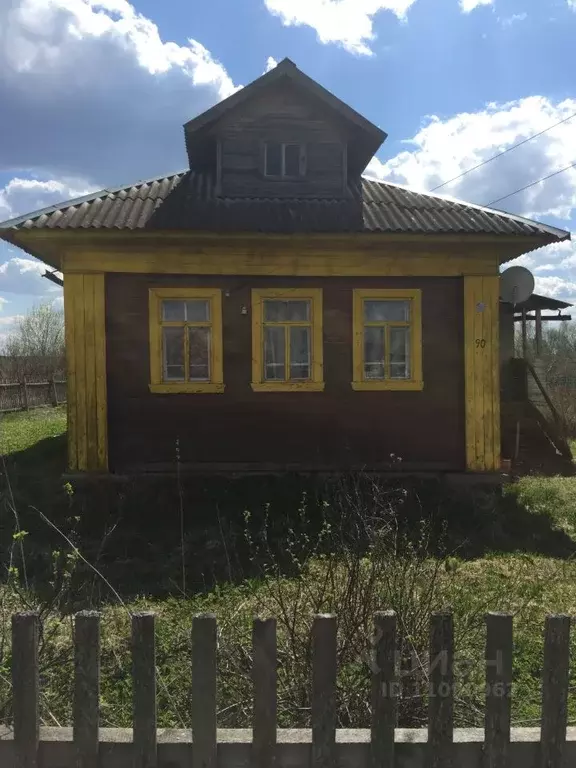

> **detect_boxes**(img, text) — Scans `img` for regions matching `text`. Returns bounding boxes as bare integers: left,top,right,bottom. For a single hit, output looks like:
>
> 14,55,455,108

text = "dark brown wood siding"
216,81,347,198
105,275,465,473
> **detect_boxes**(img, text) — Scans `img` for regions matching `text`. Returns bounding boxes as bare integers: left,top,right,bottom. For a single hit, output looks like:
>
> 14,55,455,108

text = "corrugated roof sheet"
0,170,570,242
514,293,572,311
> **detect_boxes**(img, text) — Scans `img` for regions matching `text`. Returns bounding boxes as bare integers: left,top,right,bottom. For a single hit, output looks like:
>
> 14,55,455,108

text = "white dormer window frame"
264,142,307,179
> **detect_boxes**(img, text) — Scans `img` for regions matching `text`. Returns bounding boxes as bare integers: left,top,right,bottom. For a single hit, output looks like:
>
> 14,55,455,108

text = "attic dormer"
183,59,386,199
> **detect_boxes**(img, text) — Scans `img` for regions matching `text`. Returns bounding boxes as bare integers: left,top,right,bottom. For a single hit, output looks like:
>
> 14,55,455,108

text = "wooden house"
1,59,572,476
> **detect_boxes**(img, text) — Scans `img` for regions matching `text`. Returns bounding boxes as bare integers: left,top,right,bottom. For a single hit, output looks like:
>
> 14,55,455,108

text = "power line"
484,160,576,207
430,110,576,192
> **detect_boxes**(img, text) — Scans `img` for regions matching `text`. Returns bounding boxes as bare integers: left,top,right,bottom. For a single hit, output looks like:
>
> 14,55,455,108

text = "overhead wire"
429,110,576,192
484,160,576,207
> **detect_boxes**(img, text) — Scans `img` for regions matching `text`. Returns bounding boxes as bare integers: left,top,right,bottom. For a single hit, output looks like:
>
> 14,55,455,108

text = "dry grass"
1,408,576,730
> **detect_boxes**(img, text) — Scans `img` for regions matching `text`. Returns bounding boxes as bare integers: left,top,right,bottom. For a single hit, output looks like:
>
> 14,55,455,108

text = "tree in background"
0,302,65,381
518,320,576,435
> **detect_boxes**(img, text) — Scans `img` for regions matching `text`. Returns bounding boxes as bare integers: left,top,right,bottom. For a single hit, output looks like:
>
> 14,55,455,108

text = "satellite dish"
500,266,535,305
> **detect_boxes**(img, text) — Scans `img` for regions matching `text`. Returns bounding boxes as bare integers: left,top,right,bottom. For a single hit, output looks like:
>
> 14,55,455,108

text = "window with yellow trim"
352,289,423,391
251,288,324,392
149,288,224,393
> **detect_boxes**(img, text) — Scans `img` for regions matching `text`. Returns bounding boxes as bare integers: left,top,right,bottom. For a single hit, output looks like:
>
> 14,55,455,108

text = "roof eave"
0,229,62,270
499,230,571,264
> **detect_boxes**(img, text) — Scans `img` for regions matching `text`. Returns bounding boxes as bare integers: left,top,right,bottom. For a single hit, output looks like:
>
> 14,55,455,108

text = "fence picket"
484,613,512,768
21,378,29,410
428,611,454,768
192,614,217,768
132,613,157,768
51,377,59,406
312,615,337,768
3,609,575,768
371,611,397,768
0,379,66,412
12,612,39,768
74,611,100,768
252,618,277,768
540,615,571,768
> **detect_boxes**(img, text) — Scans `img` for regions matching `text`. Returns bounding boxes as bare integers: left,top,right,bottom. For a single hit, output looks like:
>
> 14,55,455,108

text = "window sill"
251,382,325,393
352,380,424,392
149,383,225,394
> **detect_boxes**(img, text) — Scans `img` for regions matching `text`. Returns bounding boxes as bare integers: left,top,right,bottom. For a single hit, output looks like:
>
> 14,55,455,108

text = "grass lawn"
0,406,66,455
1,407,576,731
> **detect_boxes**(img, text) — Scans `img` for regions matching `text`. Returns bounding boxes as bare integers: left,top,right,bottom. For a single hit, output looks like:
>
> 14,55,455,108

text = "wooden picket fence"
1,610,574,768
0,378,66,413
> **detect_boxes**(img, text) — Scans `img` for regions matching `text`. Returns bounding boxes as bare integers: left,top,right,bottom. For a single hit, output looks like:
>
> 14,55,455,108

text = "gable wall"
214,82,348,198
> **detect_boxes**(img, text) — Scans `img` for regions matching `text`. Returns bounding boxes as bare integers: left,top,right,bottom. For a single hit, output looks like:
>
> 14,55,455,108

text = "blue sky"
1,0,576,339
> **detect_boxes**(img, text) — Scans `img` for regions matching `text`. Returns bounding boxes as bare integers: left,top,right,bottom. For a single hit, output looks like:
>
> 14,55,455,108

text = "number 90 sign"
475,339,486,348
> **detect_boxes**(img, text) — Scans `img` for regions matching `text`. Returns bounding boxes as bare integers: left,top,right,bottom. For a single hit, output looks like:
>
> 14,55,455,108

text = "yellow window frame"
352,288,423,391
149,287,224,393
251,288,324,392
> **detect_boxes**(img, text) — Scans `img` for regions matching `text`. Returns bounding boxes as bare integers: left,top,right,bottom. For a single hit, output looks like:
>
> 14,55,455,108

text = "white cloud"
499,12,527,27
0,0,237,184
0,314,25,345
366,96,576,302
0,315,24,328
263,0,418,55
506,239,576,302
460,0,493,12
367,96,576,220
0,257,57,295
0,177,93,221
534,275,576,303
264,56,278,73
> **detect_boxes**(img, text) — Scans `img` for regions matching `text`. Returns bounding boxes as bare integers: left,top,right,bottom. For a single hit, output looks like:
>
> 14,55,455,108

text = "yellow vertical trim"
312,289,324,386
491,279,501,471
351,288,423,391
473,277,484,469
411,289,423,386
94,274,108,470
352,290,363,385
149,290,161,388
482,279,494,469
250,288,324,392
464,276,500,472
211,289,224,388
64,275,79,470
148,287,224,393
487,275,500,470
464,281,475,469
251,294,262,387
64,273,108,471
84,276,97,470
74,276,88,470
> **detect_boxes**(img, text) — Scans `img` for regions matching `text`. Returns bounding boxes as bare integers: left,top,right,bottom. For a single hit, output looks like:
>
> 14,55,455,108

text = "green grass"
0,406,67,456
2,406,576,730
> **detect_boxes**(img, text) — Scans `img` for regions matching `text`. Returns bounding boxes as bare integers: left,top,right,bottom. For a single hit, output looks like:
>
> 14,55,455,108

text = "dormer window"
264,142,306,178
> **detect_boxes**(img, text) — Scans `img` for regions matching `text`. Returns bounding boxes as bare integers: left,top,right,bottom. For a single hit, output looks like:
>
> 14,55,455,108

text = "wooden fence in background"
0,379,66,413
1,611,574,768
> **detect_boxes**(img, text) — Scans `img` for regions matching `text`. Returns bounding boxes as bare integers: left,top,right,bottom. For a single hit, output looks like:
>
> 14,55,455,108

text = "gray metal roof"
0,170,570,244
514,293,572,311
